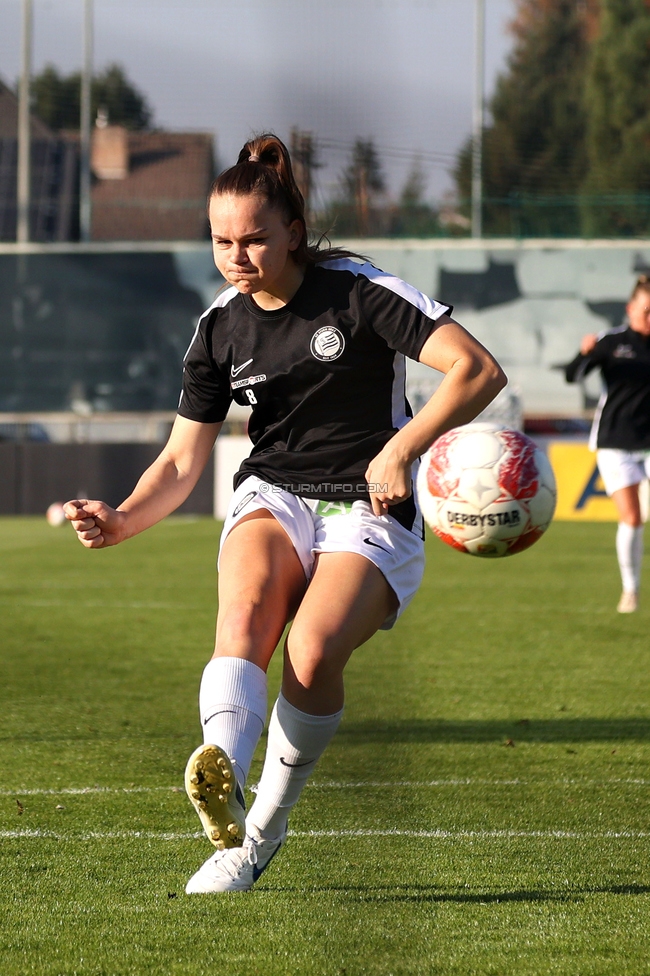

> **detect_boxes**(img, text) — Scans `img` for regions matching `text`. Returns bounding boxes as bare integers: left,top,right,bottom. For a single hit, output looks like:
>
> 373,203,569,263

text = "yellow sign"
547,442,618,521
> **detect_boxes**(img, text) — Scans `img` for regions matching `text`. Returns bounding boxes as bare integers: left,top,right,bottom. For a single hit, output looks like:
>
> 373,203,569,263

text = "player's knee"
285,633,343,690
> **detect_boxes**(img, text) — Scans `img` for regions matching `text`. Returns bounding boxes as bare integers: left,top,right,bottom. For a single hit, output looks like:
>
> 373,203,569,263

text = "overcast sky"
0,0,517,202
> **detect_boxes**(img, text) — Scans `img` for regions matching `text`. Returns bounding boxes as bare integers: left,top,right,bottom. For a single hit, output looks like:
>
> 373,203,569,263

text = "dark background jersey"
565,324,650,450
178,259,451,500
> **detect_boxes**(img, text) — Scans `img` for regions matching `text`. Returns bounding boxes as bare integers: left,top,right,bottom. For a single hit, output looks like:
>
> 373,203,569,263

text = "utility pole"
79,0,93,242
471,0,485,239
358,165,369,237
16,0,33,243
290,128,317,223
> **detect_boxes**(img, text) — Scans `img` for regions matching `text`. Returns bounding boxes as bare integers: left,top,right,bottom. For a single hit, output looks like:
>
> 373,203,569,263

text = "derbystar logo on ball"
416,422,557,558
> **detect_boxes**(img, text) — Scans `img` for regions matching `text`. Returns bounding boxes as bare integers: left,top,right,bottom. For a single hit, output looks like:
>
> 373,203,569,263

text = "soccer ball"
416,422,556,557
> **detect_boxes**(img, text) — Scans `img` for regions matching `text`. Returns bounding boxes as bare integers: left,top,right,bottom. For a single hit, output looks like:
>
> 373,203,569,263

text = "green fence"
465,193,650,240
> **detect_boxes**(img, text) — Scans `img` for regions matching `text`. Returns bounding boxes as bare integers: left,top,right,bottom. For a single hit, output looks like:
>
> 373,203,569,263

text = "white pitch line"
0,786,180,797
290,828,650,840
0,829,202,841
309,778,650,789
1,828,648,842
309,780,523,788
0,780,646,798
2,778,649,798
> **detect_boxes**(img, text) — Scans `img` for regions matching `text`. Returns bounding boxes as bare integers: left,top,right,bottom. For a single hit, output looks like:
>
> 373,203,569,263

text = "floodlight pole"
17,0,33,243
471,0,485,239
79,0,93,242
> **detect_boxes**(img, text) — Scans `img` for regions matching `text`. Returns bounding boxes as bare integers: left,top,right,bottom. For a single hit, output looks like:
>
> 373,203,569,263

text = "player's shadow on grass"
354,883,650,904
338,718,650,744
353,883,650,904
265,883,650,903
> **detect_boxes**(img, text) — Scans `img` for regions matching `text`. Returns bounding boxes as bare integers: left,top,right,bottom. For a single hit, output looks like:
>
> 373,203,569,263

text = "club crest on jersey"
613,344,636,359
310,327,345,362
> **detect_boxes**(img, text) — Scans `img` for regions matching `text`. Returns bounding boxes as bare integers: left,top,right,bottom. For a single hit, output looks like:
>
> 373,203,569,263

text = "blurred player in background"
566,275,650,613
64,134,505,893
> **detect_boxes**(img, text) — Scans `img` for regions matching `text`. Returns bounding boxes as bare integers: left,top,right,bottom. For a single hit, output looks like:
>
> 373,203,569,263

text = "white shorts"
218,475,426,629
596,449,650,496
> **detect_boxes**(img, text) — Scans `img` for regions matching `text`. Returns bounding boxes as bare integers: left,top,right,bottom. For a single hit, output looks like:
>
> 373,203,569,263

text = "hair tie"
248,154,260,162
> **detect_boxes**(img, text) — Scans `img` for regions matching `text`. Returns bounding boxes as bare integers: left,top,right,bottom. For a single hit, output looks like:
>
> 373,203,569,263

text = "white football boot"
184,743,246,849
185,830,285,894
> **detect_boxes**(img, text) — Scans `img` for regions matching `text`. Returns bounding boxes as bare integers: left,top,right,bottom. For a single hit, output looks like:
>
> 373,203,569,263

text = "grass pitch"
1,515,649,975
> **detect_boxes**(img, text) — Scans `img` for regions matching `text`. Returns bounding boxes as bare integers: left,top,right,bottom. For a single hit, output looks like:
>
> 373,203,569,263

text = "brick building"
0,75,216,242
89,124,215,240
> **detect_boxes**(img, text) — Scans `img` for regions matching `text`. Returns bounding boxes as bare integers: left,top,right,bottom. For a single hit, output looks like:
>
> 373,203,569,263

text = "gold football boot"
184,744,245,849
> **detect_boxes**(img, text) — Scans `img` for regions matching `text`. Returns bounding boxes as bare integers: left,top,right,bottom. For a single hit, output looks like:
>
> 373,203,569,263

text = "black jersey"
178,258,451,501
565,325,650,450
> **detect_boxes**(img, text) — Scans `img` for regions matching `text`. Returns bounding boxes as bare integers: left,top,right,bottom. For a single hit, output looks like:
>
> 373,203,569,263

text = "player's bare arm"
64,417,221,548
365,316,506,515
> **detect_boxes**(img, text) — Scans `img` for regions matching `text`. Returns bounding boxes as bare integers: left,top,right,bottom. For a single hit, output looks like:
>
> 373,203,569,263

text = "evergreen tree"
324,139,387,236
582,0,650,235
399,162,427,210
389,162,441,237
455,0,596,235
31,63,152,131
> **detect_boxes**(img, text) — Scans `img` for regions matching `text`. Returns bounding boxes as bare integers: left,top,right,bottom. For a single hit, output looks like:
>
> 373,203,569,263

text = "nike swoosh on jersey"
363,536,390,554
231,358,253,377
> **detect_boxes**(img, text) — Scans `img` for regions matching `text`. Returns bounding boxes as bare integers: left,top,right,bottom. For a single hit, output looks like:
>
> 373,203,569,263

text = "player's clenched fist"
580,333,597,356
63,499,126,548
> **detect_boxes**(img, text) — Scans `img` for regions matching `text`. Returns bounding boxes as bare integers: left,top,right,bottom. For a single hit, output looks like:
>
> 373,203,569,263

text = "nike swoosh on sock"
279,757,316,768
203,709,238,725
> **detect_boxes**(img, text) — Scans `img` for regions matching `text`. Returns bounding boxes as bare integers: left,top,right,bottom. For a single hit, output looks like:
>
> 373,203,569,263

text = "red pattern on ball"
432,527,468,553
426,429,463,498
498,430,539,501
507,526,544,555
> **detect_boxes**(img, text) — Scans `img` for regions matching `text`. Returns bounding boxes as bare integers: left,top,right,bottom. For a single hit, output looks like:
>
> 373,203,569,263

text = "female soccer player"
65,134,506,893
566,274,650,613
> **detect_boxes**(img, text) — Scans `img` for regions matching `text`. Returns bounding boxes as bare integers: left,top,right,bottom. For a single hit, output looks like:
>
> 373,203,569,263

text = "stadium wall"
0,442,213,515
1,239,649,418
2,240,649,520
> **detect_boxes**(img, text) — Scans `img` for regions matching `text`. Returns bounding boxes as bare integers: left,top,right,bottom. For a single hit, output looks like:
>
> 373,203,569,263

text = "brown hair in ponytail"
209,133,366,267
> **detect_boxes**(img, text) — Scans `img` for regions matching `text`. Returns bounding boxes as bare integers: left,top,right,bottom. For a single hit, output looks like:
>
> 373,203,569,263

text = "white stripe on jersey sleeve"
390,352,409,431
182,285,239,362
321,258,451,322
598,323,628,340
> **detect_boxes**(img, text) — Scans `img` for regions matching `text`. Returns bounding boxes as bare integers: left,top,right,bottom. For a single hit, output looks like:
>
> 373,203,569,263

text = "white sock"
246,693,343,841
199,657,267,792
616,522,644,593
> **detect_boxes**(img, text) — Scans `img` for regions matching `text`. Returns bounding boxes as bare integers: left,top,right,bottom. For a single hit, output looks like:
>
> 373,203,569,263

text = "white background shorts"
596,449,650,496
219,476,425,629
